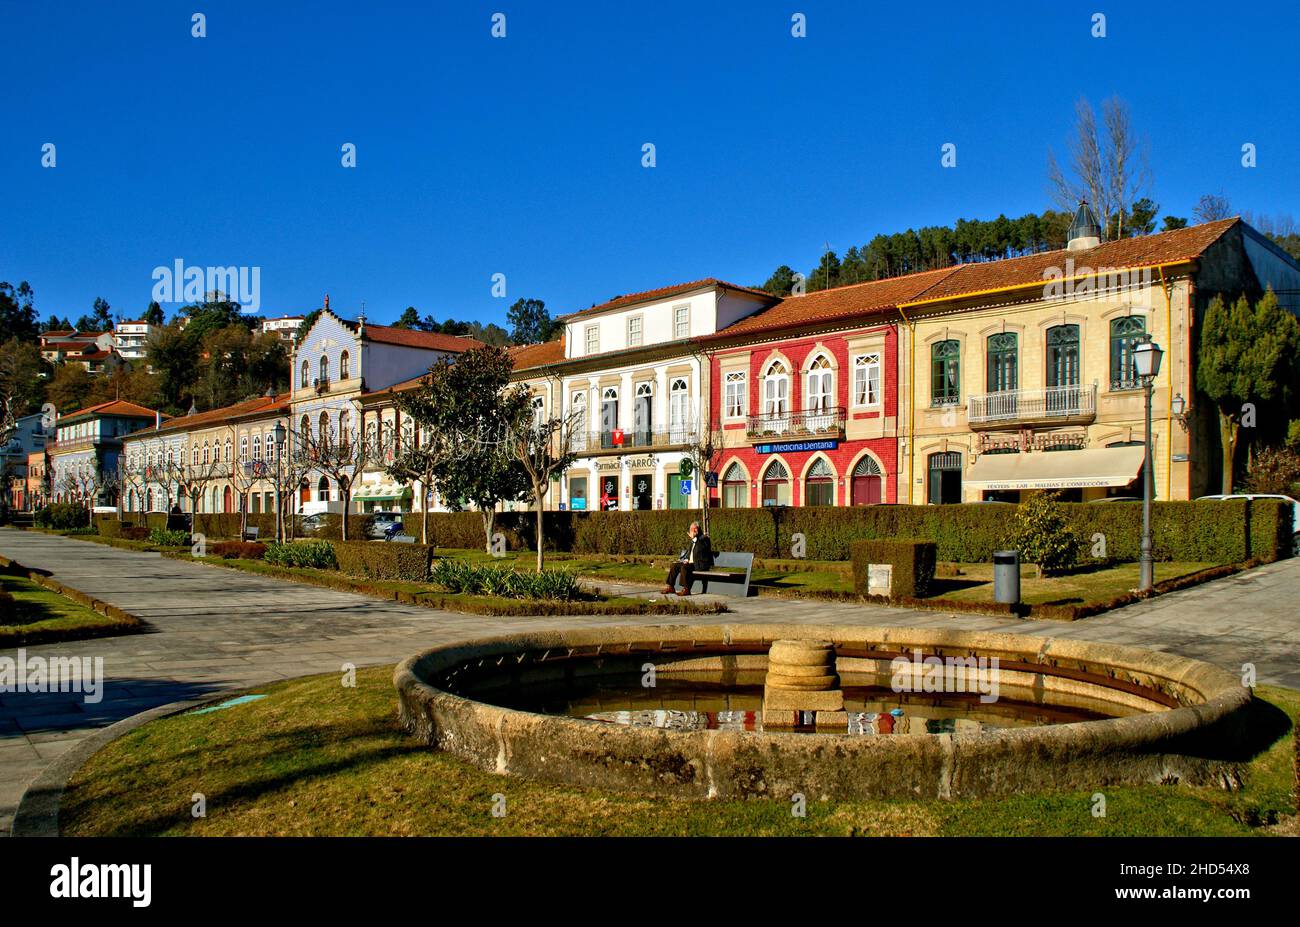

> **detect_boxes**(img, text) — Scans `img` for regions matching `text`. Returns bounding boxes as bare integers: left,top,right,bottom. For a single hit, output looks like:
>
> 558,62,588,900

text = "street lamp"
273,422,287,543
1134,337,1163,592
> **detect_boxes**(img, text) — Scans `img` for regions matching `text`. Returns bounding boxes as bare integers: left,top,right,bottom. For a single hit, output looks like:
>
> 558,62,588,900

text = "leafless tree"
299,416,370,540
1048,95,1151,240
169,451,229,520
229,452,266,539
1193,192,1233,224
505,394,581,572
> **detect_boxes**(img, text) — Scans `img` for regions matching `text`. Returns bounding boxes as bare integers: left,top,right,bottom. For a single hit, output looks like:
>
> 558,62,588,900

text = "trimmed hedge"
35,503,90,530
211,541,267,560
331,541,432,582
92,498,1294,565
265,540,337,570
850,539,937,598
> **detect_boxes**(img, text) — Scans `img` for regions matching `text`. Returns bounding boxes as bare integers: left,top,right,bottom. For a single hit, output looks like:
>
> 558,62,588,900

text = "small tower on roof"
1067,200,1102,251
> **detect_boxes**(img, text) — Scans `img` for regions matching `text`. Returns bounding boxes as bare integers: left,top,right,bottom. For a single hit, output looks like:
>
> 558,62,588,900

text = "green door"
668,474,687,509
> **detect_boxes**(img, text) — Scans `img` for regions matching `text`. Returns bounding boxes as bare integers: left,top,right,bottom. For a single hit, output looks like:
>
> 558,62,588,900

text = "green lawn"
929,561,1218,606
59,666,1299,837
0,571,141,646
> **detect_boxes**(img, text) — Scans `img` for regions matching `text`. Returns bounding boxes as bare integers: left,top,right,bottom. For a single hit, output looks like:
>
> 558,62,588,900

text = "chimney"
1067,200,1102,251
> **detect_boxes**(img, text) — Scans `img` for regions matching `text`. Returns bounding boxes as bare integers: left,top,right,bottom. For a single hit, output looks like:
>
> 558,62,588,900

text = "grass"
0,570,142,646
59,666,1299,837
929,561,1218,606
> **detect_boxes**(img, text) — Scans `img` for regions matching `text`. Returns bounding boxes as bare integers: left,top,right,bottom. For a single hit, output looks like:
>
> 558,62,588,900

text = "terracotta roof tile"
508,338,566,371
354,322,483,353
60,400,162,422
560,278,775,321
147,395,288,435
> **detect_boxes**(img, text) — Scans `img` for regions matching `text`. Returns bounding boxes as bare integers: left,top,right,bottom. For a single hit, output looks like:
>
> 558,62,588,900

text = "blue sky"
2,0,1297,327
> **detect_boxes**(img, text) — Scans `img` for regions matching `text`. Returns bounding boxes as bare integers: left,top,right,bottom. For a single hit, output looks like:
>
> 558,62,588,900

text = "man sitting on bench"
662,521,713,596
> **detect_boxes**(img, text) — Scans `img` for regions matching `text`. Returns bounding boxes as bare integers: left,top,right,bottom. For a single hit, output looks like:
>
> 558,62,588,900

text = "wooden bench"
689,551,755,598
242,526,260,542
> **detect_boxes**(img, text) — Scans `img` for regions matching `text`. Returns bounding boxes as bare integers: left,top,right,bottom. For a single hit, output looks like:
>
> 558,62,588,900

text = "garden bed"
0,555,145,646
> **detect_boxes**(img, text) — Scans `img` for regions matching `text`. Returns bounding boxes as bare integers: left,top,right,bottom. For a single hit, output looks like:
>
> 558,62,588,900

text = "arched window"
252,434,261,460
931,340,961,405
600,387,619,448
339,350,350,381
300,414,311,440
338,410,351,449
1109,316,1146,390
761,460,790,507
571,391,587,450
224,437,232,463
240,435,248,460
986,332,1018,393
318,411,331,451
722,462,748,508
762,361,790,432
805,355,833,412
1046,325,1080,388
202,443,210,465
192,446,199,466
804,457,835,506
319,354,329,386
633,383,653,444
301,360,310,390
669,377,690,442
851,455,883,506
317,475,330,502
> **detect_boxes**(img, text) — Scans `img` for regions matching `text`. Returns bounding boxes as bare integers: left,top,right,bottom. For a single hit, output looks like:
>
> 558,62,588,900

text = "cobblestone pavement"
1,527,1296,833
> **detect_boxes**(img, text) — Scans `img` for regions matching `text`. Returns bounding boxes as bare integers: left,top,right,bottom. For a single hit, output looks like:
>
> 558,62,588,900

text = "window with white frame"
806,355,834,412
240,435,248,459
585,325,599,355
669,377,690,440
673,305,690,339
853,353,881,407
763,361,790,419
724,370,747,418
571,391,587,449
252,434,261,460
627,316,642,348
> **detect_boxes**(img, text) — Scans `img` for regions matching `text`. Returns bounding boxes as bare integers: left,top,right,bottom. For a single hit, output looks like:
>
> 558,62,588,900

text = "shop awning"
966,446,1145,491
353,485,403,501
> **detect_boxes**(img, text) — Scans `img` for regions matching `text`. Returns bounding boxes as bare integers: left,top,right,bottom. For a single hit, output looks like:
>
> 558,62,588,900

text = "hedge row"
95,499,1295,565
850,539,937,598
331,541,433,582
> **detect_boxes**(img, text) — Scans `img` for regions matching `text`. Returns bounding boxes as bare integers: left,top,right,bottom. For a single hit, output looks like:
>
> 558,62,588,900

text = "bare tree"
170,451,229,521
385,420,449,545
229,452,264,539
299,416,368,540
1048,95,1151,240
1193,192,1233,224
264,429,313,542
505,392,580,572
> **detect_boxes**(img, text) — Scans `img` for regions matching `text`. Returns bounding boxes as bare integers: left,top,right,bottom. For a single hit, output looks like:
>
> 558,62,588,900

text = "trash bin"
993,549,1020,604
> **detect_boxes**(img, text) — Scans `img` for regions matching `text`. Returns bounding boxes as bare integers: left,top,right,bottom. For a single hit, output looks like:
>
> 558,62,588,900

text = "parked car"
367,511,405,540
1195,493,1300,537
1088,496,1141,503
298,513,330,537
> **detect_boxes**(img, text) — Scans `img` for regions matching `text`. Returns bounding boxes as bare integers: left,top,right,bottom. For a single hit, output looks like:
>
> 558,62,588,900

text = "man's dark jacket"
685,534,714,571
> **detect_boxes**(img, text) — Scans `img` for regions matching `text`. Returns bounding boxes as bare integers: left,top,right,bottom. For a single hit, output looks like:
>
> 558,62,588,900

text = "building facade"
49,400,160,507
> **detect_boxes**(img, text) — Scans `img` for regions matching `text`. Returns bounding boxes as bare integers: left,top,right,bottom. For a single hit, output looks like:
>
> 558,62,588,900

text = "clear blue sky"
3,0,1297,327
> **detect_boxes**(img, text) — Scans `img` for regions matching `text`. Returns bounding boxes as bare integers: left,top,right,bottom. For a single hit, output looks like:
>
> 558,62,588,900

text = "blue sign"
679,479,693,495
754,439,839,454
570,497,587,511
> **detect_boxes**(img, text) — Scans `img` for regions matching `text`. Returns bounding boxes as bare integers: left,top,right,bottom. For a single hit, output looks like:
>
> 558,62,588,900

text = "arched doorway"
804,457,835,506
850,455,883,505
222,486,233,513
721,462,748,508
761,460,790,507
927,451,963,504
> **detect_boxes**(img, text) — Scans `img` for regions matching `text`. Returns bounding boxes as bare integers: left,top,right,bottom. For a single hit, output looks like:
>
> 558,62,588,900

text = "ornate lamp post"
273,421,286,543
1134,337,1164,591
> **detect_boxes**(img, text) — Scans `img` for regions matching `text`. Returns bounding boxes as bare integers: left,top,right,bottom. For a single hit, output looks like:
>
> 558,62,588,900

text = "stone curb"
10,692,235,837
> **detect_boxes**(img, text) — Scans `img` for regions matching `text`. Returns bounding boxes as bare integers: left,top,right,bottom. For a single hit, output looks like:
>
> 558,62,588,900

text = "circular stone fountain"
394,623,1253,801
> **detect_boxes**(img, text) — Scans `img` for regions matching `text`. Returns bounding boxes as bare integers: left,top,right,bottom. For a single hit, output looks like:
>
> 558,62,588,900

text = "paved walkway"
1,527,1296,834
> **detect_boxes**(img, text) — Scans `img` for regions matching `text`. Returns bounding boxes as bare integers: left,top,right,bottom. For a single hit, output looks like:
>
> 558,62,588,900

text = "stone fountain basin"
394,623,1253,801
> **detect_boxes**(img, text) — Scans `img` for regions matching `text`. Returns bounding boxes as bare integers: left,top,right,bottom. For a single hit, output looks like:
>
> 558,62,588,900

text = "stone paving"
1,527,1297,834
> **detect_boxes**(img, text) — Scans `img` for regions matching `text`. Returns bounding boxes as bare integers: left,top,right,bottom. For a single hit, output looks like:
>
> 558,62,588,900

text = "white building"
262,315,306,342
113,320,160,362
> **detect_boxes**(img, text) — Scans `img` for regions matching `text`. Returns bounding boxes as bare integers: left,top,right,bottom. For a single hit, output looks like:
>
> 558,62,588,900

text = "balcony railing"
572,427,698,454
745,406,845,442
967,384,1097,427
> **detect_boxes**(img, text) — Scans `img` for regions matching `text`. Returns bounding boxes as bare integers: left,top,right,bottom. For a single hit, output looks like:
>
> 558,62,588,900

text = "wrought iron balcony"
967,384,1097,428
745,406,845,443
573,427,698,455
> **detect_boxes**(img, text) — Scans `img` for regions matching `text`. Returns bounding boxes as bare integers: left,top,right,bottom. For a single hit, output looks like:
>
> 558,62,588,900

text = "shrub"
330,541,432,582
1004,492,1080,576
1243,445,1300,495
429,559,580,600
264,540,337,570
850,539,937,598
210,541,267,560
148,528,189,547
122,525,150,541
35,503,89,530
